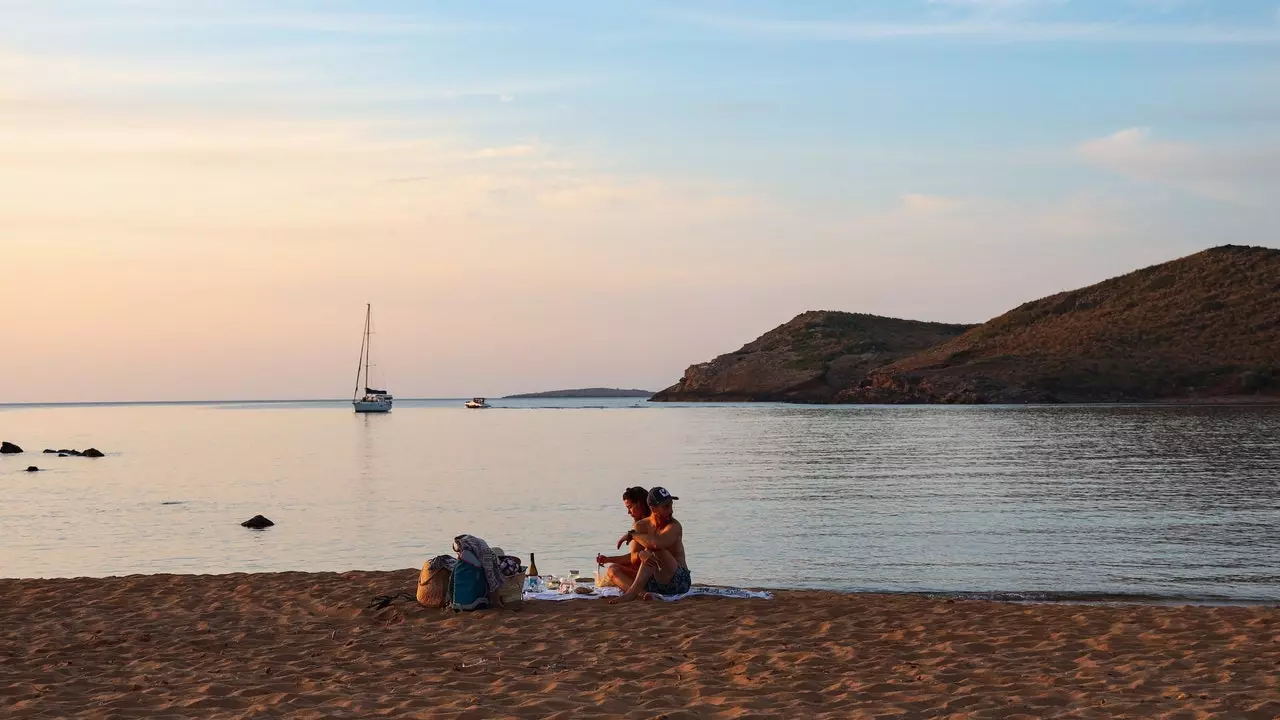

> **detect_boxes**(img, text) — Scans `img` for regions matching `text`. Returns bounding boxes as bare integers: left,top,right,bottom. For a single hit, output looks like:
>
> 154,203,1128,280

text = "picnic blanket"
523,585,773,602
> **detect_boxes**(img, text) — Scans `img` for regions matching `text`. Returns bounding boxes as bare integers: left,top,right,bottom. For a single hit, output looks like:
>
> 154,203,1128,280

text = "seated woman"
595,486,651,588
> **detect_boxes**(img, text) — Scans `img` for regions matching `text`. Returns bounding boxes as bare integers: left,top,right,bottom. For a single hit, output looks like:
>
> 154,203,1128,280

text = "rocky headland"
652,245,1280,404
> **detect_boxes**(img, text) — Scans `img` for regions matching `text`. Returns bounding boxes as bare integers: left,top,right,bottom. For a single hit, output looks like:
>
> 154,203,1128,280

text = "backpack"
450,559,489,611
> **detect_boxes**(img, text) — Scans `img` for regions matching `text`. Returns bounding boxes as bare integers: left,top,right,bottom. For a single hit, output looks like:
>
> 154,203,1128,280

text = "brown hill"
839,245,1280,403
652,245,1280,404
650,312,974,402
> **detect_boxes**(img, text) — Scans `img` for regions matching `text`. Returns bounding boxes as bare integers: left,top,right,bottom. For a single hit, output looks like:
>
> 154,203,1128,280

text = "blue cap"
648,486,679,506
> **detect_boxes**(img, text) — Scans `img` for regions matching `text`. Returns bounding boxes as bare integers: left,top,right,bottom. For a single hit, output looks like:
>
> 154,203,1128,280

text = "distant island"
652,245,1280,404
502,388,655,399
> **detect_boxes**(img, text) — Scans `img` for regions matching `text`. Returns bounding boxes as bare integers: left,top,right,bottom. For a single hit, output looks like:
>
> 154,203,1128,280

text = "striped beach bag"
417,556,453,609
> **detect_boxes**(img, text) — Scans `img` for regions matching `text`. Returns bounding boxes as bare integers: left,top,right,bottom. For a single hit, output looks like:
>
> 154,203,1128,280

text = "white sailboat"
353,304,392,413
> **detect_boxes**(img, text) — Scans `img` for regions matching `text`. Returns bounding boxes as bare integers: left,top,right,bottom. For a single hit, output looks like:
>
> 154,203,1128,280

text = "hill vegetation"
649,312,973,402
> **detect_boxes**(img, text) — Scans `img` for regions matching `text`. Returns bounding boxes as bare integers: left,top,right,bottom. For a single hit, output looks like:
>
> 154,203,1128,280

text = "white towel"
523,585,773,602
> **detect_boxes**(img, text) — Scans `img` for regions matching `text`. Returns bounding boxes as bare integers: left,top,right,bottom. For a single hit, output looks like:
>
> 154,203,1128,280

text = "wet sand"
2,569,1278,718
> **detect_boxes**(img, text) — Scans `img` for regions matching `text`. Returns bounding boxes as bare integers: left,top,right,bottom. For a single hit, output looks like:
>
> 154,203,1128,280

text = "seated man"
608,487,691,603
596,486,650,588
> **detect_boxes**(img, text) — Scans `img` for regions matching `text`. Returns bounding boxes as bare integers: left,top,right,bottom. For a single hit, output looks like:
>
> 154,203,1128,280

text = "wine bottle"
527,553,539,577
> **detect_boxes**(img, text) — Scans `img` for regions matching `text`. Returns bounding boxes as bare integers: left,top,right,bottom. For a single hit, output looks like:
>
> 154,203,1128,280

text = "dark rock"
57,454,68,457
58,449,81,456
1237,370,1269,394
241,515,274,529
43,449,57,454
26,466,39,472
82,448,105,458
0,442,23,454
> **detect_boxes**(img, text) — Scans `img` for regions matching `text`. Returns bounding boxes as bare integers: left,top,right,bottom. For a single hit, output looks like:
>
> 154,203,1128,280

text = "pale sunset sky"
2,0,1278,402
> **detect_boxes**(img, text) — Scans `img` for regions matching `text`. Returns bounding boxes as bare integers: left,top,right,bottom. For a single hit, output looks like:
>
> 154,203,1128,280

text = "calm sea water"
2,400,1279,601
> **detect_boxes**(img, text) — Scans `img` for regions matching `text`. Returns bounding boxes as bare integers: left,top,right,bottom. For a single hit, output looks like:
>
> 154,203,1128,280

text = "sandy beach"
2,570,1278,719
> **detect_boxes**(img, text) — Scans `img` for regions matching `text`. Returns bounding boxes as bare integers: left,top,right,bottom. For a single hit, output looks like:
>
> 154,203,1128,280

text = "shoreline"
649,395,1280,406
4,569,1279,717
3,569,1275,607
6,396,1280,408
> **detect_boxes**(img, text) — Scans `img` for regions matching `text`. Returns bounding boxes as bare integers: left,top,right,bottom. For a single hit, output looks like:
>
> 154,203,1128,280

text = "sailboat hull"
353,399,392,413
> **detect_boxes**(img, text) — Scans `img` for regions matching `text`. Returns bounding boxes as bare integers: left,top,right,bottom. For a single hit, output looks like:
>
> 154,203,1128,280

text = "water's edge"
3,569,1276,607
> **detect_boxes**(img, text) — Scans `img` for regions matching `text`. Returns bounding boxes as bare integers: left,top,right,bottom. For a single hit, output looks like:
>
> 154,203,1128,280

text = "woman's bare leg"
609,562,656,604
605,564,638,590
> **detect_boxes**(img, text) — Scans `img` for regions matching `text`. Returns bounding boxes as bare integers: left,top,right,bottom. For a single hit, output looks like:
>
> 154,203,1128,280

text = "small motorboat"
465,398,490,409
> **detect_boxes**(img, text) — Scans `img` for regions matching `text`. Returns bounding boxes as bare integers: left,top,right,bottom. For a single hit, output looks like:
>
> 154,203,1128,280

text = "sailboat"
352,304,393,413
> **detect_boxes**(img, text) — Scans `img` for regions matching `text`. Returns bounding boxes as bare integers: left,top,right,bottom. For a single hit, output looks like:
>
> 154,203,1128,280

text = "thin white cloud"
679,13,1280,44
0,0,467,36
1078,127,1280,206
899,193,966,213
0,51,270,89
1127,0,1196,11
926,0,1062,11
160,12,462,36
0,49,591,117
473,144,540,159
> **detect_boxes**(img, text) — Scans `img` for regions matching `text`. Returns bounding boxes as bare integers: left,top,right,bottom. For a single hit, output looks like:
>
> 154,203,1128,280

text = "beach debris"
82,448,105,457
367,592,416,610
26,466,39,472
0,441,23,454
241,514,274,529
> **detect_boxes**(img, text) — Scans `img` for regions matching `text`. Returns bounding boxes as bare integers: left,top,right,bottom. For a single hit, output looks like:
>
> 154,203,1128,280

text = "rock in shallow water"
26,466,39,472
241,515,274,529
1,441,23,454
82,448,105,458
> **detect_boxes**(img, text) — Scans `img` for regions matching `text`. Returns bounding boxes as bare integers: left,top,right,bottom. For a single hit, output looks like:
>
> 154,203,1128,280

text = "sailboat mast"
353,304,369,401
363,304,372,392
